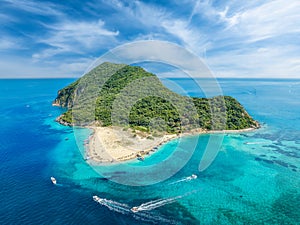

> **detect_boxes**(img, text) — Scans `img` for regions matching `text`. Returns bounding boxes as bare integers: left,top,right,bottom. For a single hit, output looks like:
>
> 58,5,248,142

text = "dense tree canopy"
54,62,258,133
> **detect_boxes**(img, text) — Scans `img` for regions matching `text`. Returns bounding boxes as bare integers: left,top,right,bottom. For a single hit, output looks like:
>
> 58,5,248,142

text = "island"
53,62,259,163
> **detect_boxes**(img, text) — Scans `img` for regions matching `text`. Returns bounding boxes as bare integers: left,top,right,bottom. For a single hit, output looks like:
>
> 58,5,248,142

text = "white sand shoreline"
84,126,259,165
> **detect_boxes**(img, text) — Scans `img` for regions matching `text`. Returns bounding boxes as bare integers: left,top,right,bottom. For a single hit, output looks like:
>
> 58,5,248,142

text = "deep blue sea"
0,78,299,224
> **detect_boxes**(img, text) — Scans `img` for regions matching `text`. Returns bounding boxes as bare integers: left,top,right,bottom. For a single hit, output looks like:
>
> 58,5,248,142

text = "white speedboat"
191,174,197,179
93,195,105,203
131,206,139,213
187,174,197,180
50,177,57,185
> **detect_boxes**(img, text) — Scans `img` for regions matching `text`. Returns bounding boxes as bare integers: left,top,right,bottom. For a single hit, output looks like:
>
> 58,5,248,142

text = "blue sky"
0,0,299,78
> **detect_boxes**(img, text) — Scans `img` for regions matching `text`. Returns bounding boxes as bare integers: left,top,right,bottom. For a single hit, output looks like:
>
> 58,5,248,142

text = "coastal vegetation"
54,62,258,133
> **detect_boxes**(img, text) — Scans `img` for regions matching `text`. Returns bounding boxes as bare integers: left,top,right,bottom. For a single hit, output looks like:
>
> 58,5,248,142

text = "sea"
0,78,299,224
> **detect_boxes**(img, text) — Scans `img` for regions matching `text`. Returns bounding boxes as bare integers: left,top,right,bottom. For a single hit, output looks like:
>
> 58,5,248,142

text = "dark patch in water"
289,164,297,169
252,130,300,143
216,207,258,224
273,160,289,168
160,201,200,225
255,157,274,164
274,149,300,158
271,192,300,223
263,144,281,151
262,159,274,164
264,144,300,158
286,145,300,152
251,133,279,141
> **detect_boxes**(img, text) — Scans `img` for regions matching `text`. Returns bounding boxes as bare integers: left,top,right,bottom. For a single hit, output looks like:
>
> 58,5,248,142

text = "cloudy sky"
0,0,299,78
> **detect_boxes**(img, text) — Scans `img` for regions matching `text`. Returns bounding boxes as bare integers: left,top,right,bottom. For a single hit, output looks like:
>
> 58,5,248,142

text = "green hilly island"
53,62,258,133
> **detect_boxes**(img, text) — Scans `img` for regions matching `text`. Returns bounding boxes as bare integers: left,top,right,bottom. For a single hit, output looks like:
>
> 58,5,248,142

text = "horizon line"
0,76,300,80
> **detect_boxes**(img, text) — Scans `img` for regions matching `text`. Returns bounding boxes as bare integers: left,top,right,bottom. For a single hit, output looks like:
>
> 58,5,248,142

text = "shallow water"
0,78,299,224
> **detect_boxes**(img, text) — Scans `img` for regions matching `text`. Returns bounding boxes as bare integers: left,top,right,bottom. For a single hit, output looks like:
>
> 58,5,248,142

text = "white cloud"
0,38,16,50
234,0,300,42
0,37,25,50
161,19,209,55
207,45,300,78
33,19,119,60
3,0,65,17
58,58,96,76
133,1,168,27
0,12,17,23
1,0,299,78
188,0,240,28
183,0,300,78
0,57,61,78
45,0,300,78
86,1,208,55
0,56,92,78
92,40,214,80
120,1,209,55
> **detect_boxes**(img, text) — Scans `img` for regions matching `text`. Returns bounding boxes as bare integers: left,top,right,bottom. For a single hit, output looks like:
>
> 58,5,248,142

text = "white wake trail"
136,194,186,212
244,142,269,145
138,198,168,207
169,174,197,185
169,178,187,185
93,197,177,224
94,198,131,215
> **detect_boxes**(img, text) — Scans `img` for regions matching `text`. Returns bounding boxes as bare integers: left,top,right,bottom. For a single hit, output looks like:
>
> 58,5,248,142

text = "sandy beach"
85,125,258,164
86,126,178,163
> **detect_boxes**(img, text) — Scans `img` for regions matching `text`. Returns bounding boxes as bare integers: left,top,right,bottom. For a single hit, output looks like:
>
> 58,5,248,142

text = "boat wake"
93,196,131,215
244,142,269,145
169,174,197,185
132,190,198,213
50,177,71,188
93,196,177,224
135,196,180,212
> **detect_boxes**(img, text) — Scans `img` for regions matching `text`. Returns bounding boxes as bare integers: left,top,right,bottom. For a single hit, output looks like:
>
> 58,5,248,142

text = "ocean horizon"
0,78,299,224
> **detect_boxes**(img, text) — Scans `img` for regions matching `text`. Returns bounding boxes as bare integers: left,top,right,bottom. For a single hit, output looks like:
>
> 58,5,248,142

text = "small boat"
137,157,144,161
191,174,197,179
50,177,57,185
131,206,139,213
93,195,105,203
187,174,197,180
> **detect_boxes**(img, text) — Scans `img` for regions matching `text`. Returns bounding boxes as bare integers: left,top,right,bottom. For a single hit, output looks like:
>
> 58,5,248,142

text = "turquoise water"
0,78,299,224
